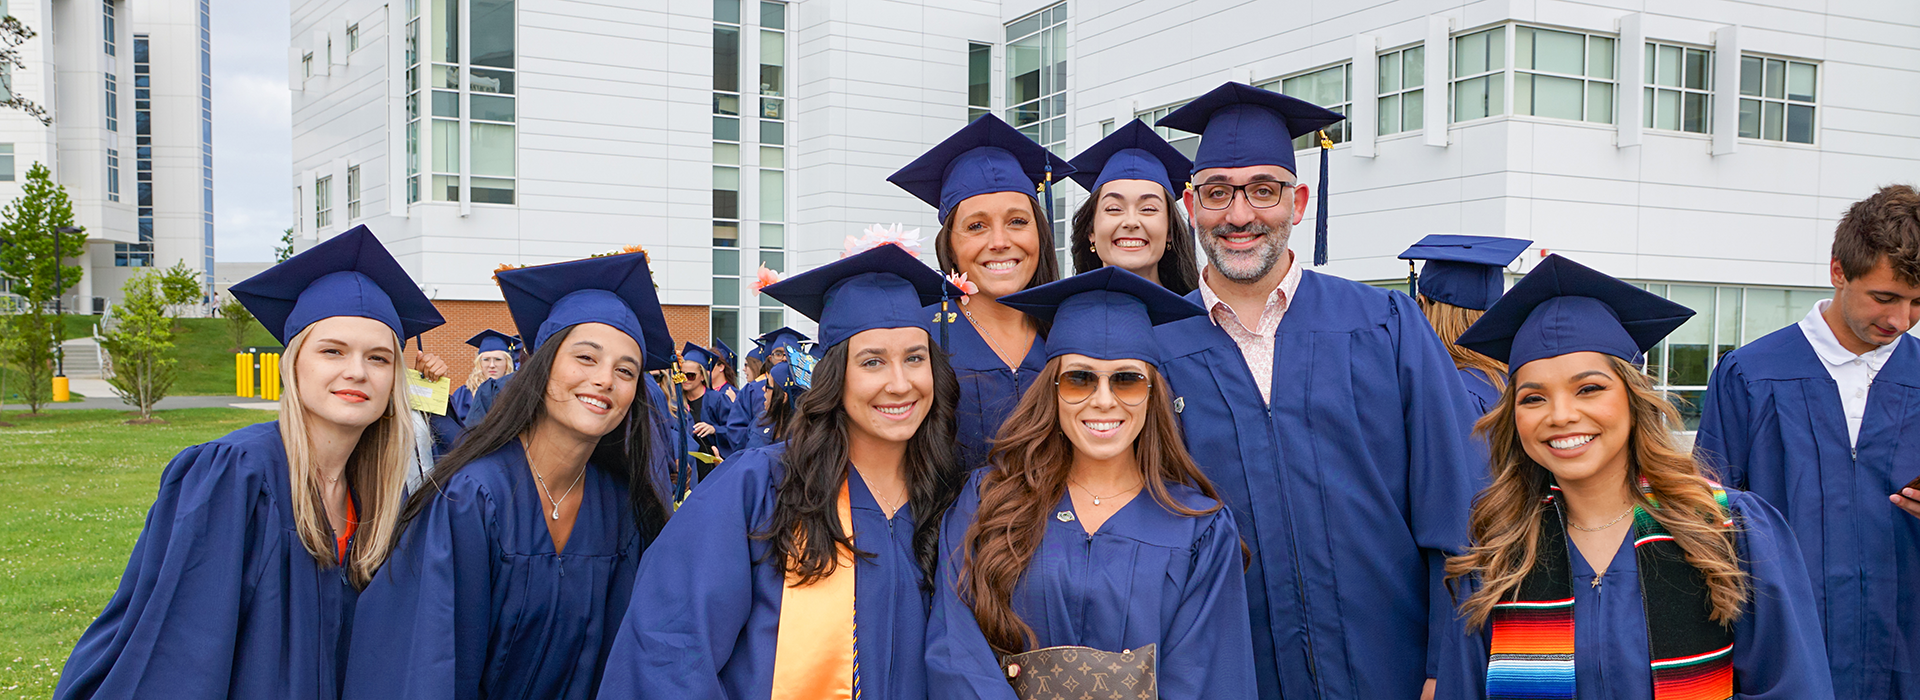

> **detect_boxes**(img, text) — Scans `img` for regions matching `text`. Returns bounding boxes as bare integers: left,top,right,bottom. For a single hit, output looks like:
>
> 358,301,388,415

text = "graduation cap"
767,352,808,391
465,329,519,355
1156,82,1347,265
999,267,1205,366
682,342,722,372
1398,235,1533,311
758,243,962,349
1067,119,1194,195
711,338,738,367
887,114,1075,223
230,225,444,345
495,252,676,371
1456,254,1695,371
749,326,811,363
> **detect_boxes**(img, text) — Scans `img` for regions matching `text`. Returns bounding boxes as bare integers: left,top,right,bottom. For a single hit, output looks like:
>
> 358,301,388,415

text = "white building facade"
290,0,1920,423
0,0,214,312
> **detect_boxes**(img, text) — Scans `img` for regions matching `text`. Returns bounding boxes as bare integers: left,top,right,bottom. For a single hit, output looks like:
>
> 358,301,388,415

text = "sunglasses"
1056,369,1152,406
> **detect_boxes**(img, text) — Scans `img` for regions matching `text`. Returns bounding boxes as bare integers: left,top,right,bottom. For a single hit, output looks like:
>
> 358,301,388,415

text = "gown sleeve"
1158,508,1259,699
1694,354,1753,489
596,454,764,700
721,388,751,454
54,441,267,700
923,485,1020,700
341,480,498,700
1729,490,1834,699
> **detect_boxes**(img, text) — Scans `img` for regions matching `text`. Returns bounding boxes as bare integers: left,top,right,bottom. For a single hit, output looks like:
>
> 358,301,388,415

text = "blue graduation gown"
1459,367,1501,417
597,445,928,699
1695,325,1920,698
342,439,641,700
708,381,751,452
1154,270,1482,700
55,422,358,700
1434,489,1834,700
925,471,1257,699
930,306,1048,470
465,375,509,428
449,384,477,424
736,378,769,448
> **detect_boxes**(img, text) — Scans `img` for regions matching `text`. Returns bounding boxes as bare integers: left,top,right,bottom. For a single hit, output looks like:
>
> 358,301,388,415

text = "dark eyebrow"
1198,173,1290,185
1101,191,1164,203
572,340,603,351
1517,382,1543,391
1572,370,1613,382
314,337,395,354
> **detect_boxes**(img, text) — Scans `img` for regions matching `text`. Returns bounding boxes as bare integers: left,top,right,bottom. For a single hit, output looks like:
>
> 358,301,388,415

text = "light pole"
53,225,83,388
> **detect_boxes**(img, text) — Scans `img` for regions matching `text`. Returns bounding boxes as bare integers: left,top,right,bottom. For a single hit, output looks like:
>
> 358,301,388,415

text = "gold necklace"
1069,477,1140,507
1568,505,1635,532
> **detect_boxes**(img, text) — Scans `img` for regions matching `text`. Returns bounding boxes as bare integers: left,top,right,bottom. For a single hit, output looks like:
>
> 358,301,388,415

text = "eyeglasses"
1191,181,1297,210
1056,369,1152,406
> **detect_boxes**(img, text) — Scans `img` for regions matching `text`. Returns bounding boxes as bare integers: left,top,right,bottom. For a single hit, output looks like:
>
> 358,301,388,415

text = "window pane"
1489,27,1505,70
714,115,739,141
759,250,784,270
1764,59,1784,99
1739,56,1763,96
1684,49,1708,90
471,94,514,122
1006,13,1039,41
714,27,739,93
713,220,739,245
1682,92,1708,133
1739,99,1761,138
470,67,513,94
714,93,739,115
1585,81,1612,123
1763,100,1783,140
714,0,739,25
435,64,460,89
759,169,784,221
713,247,738,276
471,123,515,176
1786,104,1815,143
1378,93,1400,134
471,177,514,204
1513,72,1531,114
714,142,738,164
1667,284,1714,386
1378,52,1400,94
761,97,782,119
761,223,784,247
1645,43,1656,84
1404,46,1424,89
1532,74,1582,121
760,30,784,95
1717,287,1742,354
1403,88,1423,129
1656,44,1682,87
432,119,459,172
760,120,783,145
432,90,459,117
1007,32,1041,105
1533,28,1584,75
1787,62,1815,102
1456,31,1488,77
471,0,513,69
433,174,459,201
1587,36,1613,79
713,165,740,189
1655,88,1680,130
431,0,458,63
712,311,739,350
760,0,784,30
759,311,784,334
968,42,991,108
1455,75,1487,120
713,280,739,308
1514,27,1533,70
761,145,784,168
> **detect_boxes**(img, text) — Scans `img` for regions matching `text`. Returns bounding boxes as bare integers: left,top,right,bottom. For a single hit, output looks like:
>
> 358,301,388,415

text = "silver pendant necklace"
532,465,587,520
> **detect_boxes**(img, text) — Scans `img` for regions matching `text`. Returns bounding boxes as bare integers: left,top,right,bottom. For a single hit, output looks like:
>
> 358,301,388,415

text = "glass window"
714,26,740,93
432,119,460,173
713,278,739,307
714,220,739,246
760,311,784,334
1137,103,1199,159
760,222,784,248
760,1,783,29
1645,43,1711,133
760,145,783,168
759,169,783,222
714,247,739,276
106,74,119,131
0,143,14,181
471,94,514,122
1451,26,1505,122
1378,45,1424,136
431,0,457,63
471,0,513,68
968,42,991,122
1513,27,1613,124
315,175,332,228
471,122,514,176
711,310,739,348
346,165,361,220
470,68,513,94
714,115,739,141
1005,3,1067,159
107,149,120,201
1739,56,1816,143
713,166,740,220
759,250,784,271
103,0,116,55
715,0,739,25
1268,63,1350,148
760,120,783,145
347,24,359,52
713,142,739,164
432,89,460,117
760,29,784,96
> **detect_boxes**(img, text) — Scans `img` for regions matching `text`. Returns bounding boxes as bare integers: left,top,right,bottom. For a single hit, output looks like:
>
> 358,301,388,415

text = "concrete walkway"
10,394,278,412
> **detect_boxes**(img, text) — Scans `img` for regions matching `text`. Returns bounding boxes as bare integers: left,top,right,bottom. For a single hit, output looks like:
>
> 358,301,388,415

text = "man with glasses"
1151,82,1481,700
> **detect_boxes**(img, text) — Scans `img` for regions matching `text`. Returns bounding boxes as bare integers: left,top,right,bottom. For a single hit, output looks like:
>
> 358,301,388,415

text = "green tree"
101,273,177,421
275,227,296,262
0,162,81,414
158,259,202,316
218,295,256,351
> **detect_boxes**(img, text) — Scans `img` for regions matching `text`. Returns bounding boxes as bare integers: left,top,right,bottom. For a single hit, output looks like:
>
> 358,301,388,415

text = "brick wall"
418,300,711,380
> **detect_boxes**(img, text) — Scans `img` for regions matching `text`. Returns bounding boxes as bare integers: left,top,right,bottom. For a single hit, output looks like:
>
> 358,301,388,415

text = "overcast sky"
211,0,291,263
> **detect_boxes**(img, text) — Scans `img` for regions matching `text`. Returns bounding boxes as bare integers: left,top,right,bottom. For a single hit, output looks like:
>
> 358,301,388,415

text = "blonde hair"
464,350,515,393
1444,355,1749,630
278,326,414,589
1417,294,1510,393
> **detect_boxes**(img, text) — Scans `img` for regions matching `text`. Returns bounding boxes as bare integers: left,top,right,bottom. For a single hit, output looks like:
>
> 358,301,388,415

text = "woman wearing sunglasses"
925,268,1256,700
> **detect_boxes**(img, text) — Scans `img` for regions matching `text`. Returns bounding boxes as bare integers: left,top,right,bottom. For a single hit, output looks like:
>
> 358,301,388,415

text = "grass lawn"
0,407,272,697
1,315,278,403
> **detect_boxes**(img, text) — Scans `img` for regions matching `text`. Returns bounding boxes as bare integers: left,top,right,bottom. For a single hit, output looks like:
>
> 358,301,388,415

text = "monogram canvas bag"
996,643,1157,700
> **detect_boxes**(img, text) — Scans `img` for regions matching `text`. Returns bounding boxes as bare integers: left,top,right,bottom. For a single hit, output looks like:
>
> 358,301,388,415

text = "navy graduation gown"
930,305,1048,470
449,384,477,424
708,381,751,452
597,445,928,699
925,471,1257,699
465,375,509,428
55,422,358,700
1695,325,1920,698
1434,489,1834,700
1154,270,1481,700
736,378,769,449
1459,367,1501,417
342,440,641,700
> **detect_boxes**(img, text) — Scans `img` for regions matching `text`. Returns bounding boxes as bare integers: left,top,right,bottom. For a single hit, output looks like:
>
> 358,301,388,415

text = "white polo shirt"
1797,298,1901,448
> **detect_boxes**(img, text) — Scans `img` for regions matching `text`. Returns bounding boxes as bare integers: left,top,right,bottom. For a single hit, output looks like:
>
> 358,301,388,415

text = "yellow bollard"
236,353,254,397
52,376,70,402
262,353,281,401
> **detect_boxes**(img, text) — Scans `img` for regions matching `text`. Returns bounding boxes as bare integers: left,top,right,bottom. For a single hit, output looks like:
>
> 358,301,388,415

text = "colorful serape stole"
1486,480,1734,700
769,479,858,700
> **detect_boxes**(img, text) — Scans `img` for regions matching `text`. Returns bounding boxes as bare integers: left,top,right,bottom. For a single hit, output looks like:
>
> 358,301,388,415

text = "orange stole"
770,480,857,700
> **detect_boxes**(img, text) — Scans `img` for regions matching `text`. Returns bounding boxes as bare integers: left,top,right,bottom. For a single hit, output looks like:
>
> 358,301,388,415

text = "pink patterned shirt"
1196,256,1303,405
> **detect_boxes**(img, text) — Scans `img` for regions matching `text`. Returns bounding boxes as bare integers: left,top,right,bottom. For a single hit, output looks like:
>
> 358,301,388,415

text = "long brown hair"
1417,294,1509,393
958,358,1224,654
1444,355,1749,630
933,192,1061,295
1069,185,1199,296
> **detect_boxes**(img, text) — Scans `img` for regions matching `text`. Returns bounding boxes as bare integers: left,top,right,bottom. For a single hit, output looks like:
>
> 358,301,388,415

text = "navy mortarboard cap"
465,329,518,355
746,342,769,363
766,359,800,392
1155,82,1345,175
230,225,444,345
756,327,810,354
711,339,738,367
1067,119,1194,195
1398,235,1533,311
682,342,721,371
1456,254,1695,371
999,267,1205,367
759,244,962,349
887,114,1075,223
495,252,675,371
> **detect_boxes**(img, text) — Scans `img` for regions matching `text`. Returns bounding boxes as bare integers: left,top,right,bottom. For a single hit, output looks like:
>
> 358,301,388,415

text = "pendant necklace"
532,464,587,520
1069,477,1138,507
963,309,1023,378
1570,505,1634,588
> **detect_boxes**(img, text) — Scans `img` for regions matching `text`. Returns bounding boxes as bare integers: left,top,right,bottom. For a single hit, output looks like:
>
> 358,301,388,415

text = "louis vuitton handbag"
996,643,1157,700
